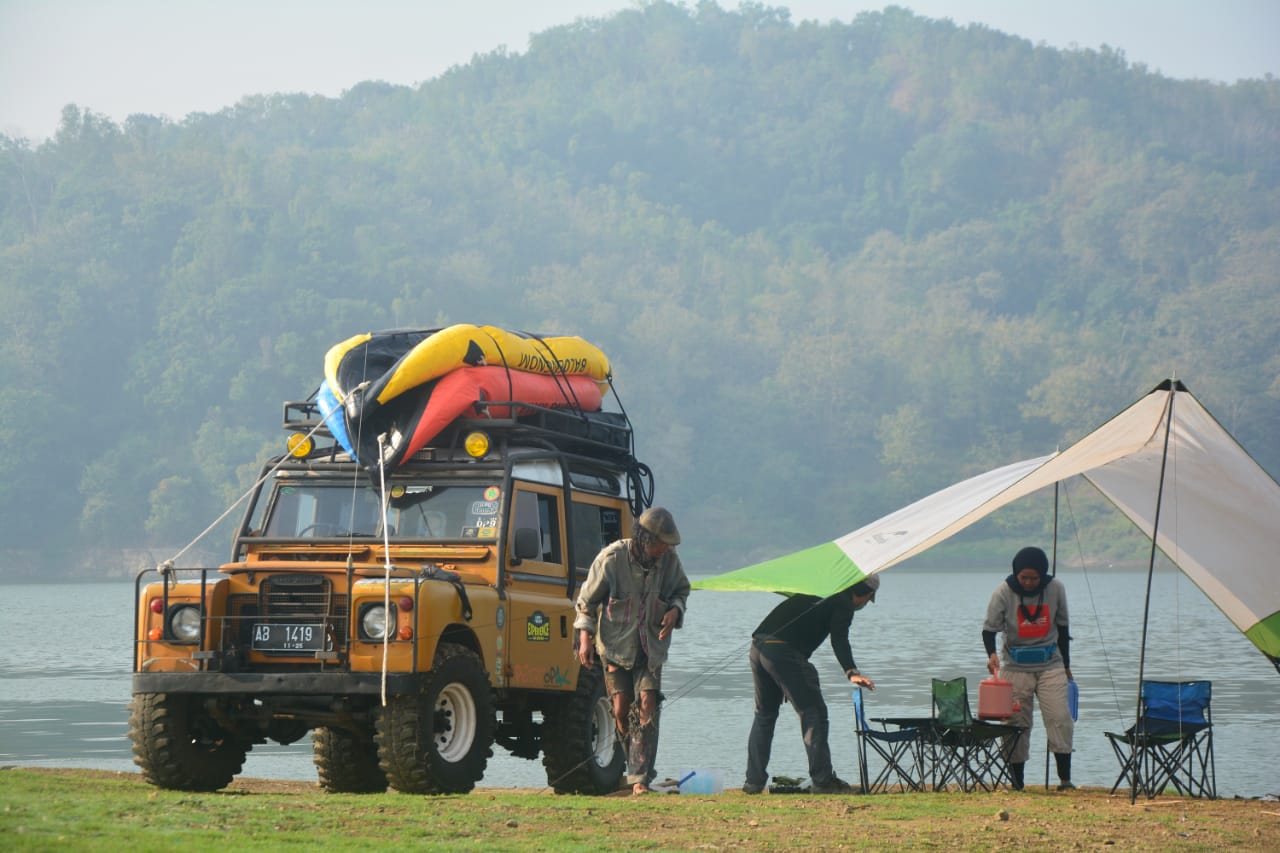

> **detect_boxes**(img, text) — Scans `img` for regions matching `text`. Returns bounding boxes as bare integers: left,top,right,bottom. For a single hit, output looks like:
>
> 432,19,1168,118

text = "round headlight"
362,605,395,641
169,605,201,643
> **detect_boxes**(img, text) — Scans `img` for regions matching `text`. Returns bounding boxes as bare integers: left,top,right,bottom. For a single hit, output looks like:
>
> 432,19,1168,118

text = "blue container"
678,769,724,795
1067,679,1079,721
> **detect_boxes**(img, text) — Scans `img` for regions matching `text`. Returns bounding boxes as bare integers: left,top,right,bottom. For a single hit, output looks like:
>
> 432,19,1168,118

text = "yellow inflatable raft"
324,324,612,411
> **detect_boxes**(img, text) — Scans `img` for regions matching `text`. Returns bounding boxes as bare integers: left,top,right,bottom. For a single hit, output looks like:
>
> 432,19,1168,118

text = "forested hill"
1,2,1278,577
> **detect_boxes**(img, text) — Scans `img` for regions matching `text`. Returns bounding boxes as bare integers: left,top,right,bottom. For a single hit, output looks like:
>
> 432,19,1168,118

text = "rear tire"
128,692,251,791
541,665,624,794
376,643,494,794
313,726,388,793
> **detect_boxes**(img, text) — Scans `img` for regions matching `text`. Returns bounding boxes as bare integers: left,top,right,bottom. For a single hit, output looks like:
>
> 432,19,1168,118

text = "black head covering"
1006,546,1051,595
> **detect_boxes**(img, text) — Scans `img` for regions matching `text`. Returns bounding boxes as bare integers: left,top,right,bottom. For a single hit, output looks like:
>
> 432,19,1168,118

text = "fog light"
464,430,490,458
287,432,313,458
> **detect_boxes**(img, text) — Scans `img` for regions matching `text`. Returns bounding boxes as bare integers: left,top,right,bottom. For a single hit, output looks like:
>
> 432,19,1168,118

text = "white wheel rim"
591,696,617,768
434,682,477,762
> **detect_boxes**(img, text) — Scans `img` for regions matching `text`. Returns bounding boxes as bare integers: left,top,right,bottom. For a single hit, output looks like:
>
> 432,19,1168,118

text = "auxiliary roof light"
287,433,313,458
464,431,491,459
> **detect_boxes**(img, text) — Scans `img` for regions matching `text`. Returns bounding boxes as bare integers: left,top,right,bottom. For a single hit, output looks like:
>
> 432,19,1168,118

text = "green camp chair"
929,677,1022,792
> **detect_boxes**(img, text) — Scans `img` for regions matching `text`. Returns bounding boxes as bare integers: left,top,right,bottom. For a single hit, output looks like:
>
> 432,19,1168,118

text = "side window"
571,502,623,570
512,490,562,565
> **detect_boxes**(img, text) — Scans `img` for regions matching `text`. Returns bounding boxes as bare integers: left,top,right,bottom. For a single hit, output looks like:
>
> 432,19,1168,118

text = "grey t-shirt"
983,578,1069,672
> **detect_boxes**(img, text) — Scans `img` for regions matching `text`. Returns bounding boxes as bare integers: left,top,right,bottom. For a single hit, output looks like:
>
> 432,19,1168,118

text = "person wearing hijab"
575,506,690,794
982,545,1075,791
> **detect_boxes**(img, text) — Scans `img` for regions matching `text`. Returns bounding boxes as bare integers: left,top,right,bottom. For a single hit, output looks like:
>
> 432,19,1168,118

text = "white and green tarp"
693,380,1280,667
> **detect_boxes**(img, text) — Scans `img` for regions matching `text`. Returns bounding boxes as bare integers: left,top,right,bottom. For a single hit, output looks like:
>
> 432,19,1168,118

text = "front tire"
376,643,494,794
313,725,388,793
541,664,625,794
128,692,251,791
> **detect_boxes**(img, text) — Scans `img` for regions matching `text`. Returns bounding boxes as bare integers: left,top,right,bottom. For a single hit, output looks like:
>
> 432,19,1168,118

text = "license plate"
252,623,326,652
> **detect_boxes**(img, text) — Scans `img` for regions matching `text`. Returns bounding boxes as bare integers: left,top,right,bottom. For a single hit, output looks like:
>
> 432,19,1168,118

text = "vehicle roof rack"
281,398,636,466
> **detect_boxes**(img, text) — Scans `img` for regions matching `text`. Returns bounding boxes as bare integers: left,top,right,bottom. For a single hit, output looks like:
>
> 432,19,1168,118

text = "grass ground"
2,767,1277,851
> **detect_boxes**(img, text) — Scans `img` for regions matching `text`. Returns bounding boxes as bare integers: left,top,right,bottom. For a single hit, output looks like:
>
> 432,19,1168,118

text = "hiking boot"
810,776,855,794
742,782,765,795
1008,761,1025,791
1054,753,1074,790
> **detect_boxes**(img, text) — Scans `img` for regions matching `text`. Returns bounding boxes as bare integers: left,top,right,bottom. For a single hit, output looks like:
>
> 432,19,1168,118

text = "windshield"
261,481,502,540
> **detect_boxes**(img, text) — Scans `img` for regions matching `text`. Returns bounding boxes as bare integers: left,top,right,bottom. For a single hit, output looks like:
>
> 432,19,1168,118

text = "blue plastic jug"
1067,679,1079,721
678,769,724,795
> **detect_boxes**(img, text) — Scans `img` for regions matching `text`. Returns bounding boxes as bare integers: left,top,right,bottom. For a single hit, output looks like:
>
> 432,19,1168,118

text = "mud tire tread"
313,726,388,793
541,665,625,794
128,692,250,791
375,643,494,794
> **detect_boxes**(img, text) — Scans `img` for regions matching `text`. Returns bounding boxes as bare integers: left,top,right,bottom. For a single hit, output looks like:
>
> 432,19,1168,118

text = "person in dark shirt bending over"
742,575,880,794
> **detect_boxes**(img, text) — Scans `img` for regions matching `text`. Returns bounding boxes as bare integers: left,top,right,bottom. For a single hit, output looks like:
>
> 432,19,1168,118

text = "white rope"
378,433,393,707
162,416,328,569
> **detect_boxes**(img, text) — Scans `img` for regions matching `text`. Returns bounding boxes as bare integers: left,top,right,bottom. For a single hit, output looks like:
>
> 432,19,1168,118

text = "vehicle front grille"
262,573,334,620
225,574,349,660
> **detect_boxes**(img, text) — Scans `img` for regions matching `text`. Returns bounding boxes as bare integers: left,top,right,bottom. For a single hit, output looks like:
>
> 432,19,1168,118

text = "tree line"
1,2,1277,577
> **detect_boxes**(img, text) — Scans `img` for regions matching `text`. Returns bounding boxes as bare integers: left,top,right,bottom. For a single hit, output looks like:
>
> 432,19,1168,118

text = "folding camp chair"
929,677,1023,792
851,688,927,794
1105,679,1216,799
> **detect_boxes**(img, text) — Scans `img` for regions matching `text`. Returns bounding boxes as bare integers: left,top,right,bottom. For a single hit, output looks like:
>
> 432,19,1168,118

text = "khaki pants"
1000,666,1073,763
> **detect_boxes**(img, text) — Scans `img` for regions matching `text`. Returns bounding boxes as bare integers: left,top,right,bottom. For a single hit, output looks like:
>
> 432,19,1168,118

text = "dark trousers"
745,637,834,788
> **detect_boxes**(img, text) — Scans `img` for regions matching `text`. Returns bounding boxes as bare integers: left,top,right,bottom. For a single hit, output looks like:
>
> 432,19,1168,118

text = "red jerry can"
977,676,1014,720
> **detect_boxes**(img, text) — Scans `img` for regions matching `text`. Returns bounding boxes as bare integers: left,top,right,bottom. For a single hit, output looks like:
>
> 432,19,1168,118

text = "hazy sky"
2,0,1276,141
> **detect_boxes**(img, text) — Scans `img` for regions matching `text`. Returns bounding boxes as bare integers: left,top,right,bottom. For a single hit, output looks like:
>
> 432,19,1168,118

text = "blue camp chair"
852,688,927,793
1105,679,1216,799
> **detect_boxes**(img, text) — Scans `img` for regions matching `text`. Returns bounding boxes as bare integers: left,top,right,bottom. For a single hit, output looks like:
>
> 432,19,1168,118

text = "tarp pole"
1130,388,1177,803
1043,480,1060,790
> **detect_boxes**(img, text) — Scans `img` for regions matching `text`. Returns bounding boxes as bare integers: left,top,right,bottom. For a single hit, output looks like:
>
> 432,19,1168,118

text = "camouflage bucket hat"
637,506,681,546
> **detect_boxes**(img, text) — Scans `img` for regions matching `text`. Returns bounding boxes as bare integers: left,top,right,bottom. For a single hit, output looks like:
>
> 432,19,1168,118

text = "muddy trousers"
745,638,836,789
605,661,663,786
625,704,660,785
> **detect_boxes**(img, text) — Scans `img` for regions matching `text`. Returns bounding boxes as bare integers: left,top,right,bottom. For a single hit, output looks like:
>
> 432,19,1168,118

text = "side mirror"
511,527,541,565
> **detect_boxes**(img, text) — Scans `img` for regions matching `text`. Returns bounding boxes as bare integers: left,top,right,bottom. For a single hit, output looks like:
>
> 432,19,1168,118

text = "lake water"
2,569,1276,797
